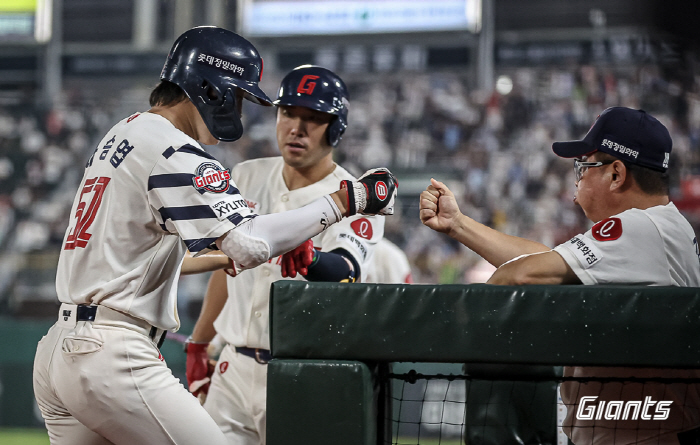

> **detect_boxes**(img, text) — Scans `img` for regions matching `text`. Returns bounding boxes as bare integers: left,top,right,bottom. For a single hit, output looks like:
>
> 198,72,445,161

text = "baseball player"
184,65,387,444
420,107,700,444
364,238,413,284
32,28,397,445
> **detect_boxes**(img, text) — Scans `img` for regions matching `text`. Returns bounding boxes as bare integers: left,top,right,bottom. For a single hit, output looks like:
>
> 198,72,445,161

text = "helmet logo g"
297,75,320,95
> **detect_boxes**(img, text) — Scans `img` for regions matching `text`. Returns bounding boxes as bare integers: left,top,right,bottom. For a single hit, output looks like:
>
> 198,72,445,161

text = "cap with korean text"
552,107,672,172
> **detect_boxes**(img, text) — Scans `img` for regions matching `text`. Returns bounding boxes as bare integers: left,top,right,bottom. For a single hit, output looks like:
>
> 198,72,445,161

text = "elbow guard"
220,220,271,272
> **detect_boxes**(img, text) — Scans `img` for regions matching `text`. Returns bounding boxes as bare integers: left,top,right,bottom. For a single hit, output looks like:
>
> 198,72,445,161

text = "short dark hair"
149,80,188,107
599,153,669,195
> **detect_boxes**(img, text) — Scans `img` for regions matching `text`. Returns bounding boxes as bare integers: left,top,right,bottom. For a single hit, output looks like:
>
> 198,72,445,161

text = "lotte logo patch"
192,162,231,193
219,361,229,374
375,181,388,201
351,218,373,240
592,217,623,241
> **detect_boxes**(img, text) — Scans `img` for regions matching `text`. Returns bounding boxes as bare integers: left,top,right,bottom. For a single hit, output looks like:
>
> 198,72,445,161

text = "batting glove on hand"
340,168,398,216
281,239,316,278
186,340,215,400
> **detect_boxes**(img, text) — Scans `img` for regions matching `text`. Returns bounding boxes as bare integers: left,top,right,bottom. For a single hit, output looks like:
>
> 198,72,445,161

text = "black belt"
235,347,271,364
75,305,166,349
75,305,97,321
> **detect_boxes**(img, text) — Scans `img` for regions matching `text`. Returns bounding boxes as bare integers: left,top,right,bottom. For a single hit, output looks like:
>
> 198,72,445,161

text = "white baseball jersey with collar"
552,202,700,445
364,238,413,284
213,156,384,350
56,112,256,331
554,202,700,286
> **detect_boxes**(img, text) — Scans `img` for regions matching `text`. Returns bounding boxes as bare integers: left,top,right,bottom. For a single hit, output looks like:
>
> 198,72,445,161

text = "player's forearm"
263,195,342,256
190,270,228,342
450,213,551,267
221,195,342,260
486,251,581,285
180,252,230,275
216,170,394,271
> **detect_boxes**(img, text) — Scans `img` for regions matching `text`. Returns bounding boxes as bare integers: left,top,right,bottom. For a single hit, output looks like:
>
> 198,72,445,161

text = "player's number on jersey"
64,176,111,250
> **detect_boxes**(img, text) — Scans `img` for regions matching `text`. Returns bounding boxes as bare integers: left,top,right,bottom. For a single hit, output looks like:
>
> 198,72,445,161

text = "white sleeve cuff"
553,244,596,285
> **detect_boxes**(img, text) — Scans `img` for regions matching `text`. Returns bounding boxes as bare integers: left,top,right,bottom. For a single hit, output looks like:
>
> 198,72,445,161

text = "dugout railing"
265,281,700,445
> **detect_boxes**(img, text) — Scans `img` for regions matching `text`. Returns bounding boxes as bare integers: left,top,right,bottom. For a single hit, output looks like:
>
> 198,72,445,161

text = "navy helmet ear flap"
327,115,347,147
192,89,243,142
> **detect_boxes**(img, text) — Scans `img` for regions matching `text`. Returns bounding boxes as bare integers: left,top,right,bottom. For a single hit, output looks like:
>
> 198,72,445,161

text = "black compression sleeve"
304,248,361,282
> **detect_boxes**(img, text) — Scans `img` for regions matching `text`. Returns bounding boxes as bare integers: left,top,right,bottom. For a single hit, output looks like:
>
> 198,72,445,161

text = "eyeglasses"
574,159,615,182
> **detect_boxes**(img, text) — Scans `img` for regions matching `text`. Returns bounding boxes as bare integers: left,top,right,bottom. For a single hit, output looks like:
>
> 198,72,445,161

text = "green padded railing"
267,282,700,445
270,282,700,367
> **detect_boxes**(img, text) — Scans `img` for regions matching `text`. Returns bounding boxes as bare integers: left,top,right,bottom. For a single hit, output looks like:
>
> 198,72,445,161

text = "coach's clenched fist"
419,178,462,235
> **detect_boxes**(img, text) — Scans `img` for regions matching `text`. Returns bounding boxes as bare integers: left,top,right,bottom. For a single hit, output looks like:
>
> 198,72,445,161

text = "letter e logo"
351,218,373,240
592,217,622,242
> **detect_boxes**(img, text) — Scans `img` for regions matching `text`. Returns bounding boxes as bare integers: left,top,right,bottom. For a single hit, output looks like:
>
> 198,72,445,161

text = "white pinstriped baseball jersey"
213,156,384,350
56,112,255,331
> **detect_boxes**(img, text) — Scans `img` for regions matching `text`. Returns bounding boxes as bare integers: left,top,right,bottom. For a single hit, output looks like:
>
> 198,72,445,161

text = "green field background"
0,428,49,444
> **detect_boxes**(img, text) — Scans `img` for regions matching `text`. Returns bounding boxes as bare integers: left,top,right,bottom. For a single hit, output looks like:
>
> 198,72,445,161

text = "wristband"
184,335,210,353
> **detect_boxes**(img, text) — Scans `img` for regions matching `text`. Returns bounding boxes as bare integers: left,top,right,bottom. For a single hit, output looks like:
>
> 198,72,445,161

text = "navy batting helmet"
273,65,349,147
160,26,272,142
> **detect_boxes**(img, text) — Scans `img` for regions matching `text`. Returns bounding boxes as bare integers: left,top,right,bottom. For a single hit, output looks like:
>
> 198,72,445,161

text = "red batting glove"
281,239,315,278
186,341,214,398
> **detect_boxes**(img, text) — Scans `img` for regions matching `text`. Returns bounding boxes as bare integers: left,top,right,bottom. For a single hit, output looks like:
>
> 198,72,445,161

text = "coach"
420,107,700,444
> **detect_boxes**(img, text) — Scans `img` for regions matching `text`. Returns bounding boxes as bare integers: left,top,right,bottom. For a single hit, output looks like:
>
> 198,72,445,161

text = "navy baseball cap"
552,107,672,172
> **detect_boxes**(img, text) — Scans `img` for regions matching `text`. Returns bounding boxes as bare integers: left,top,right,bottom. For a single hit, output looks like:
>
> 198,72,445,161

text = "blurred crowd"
2,61,700,308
